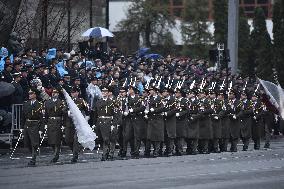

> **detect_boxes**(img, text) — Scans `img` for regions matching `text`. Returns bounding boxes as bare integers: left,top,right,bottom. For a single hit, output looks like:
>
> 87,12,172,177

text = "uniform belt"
98,116,113,119
27,119,39,122
50,117,61,119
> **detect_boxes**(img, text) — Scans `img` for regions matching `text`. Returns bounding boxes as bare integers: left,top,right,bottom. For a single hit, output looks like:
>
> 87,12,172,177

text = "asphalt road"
1,140,284,189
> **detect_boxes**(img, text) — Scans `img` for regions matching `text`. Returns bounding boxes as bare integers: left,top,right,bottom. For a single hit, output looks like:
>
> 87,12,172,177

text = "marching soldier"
44,88,65,163
238,91,253,151
209,89,222,153
144,85,165,157
251,93,264,150
162,88,177,156
175,88,188,156
198,89,213,154
186,89,199,155
226,90,241,152
218,91,230,152
64,87,88,163
93,86,116,161
122,85,145,158
22,89,43,166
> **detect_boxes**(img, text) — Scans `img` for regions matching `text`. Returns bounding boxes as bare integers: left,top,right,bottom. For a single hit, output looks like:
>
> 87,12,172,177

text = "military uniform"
226,98,241,152
163,95,177,156
238,99,253,151
94,97,116,160
175,96,188,155
23,98,43,165
198,97,213,153
209,98,222,153
145,94,165,157
123,95,145,158
186,96,199,155
251,99,264,150
44,96,65,162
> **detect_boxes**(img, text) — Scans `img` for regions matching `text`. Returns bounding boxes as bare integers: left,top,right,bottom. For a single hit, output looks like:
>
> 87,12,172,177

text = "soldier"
174,87,188,156
113,87,126,157
218,91,230,152
122,85,145,158
44,88,65,163
238,91,253,151
144,85,165,157
198,89,213,154
64,87,88,163
209,89,222,153
22,89,43,166
251,93,263,150
162,88,177,156
93,86,116,161
226,90,241,152
186,89,199,155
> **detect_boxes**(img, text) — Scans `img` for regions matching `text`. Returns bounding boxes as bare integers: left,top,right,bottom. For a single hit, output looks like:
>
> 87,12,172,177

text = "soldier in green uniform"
175,87,189,156
227,90,241,152
198,89,213,154
251,93,263,150
186,89,199,155
144,85,165,157
122,85,145,158
162,88,177,156
93,86,116,161
22,89,43,166
44,88,65,163
209,89,222,153
238,91,253,151
64,87,88,163
218,91,229,152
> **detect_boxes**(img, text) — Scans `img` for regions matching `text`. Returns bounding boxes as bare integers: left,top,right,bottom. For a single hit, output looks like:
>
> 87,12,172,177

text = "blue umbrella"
137,47,150,58
143,54,163,60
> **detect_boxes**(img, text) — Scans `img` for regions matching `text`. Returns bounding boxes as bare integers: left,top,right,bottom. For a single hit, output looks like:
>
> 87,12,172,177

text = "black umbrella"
0,81,15,98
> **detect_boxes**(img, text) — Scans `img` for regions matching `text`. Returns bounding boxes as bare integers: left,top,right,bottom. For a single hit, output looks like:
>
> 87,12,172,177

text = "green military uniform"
175,96,188,155
238,99,253,151
210,98,222,153
219,99,230,152
94,97,116,160
44,96,65,162
163,95,177,156
198,97,213,154
251,99,264,150
145,94,165,157
186,96,199,155
23,99,43,165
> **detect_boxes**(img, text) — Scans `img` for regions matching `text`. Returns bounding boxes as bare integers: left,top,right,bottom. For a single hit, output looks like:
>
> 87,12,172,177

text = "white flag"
62,89,97,150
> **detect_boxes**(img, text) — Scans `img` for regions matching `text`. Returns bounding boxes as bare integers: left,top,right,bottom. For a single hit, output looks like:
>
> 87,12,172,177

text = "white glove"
39,131,43,136
68,110,71,117
253,116,257,120
176,113,180,117
233,115,236,119
117,125,120,127
85,116,90,121
111,125,115,131
164,112,167,116
44,125,48,130
214,116,219,120
129,108,134,113
150,108,154,112
92,125,96,129
123,112,128,116
161,112,165,116
144,110,149,114
190,117,194,120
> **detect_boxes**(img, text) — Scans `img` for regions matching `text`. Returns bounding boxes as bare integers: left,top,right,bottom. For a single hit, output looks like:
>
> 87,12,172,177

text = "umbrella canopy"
143,54,163,60
0,81,15,98
82,27,114,38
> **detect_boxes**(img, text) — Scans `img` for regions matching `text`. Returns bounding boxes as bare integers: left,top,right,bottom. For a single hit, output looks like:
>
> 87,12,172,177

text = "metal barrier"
11,104,23,132
0,104,23,149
